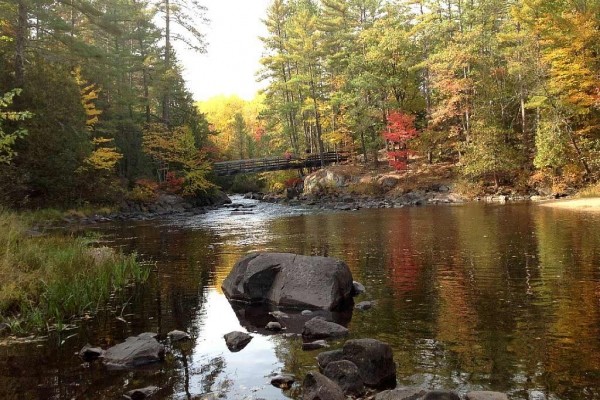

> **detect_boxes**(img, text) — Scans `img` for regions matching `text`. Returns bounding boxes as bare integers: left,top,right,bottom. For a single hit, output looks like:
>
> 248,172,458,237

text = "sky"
175,0,273,101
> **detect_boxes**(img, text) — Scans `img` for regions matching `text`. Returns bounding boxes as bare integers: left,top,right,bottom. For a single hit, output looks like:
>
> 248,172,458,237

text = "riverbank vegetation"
0,210,148,333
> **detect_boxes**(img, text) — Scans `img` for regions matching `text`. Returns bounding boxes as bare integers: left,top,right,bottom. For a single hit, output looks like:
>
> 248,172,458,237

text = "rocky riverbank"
249,165,557,211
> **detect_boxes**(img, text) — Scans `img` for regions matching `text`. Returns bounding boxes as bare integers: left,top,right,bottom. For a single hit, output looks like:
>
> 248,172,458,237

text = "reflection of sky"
186,289,288,399
172,195,314,249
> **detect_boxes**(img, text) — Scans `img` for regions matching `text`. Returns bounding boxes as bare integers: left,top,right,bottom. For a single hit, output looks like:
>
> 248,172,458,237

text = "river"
1,197,599,399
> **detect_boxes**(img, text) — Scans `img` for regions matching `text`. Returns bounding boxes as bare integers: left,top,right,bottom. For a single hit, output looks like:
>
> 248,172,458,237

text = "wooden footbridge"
213,151,348,176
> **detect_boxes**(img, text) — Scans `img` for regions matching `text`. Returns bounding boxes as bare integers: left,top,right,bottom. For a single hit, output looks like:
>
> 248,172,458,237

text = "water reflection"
0,200,599,399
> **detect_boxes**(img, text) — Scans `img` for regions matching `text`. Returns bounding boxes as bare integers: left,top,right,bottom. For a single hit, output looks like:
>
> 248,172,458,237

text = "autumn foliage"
382,112,419,170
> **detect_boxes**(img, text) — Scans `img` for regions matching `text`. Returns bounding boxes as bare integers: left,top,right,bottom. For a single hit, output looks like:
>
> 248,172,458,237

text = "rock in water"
266,321,283,331
102,333,165,369
302,317,349,340
124,386,159,400
168,330,190,341
342,339,396,388
223,331,253,352
302,340,329,351
271,374,295,389
423,391,461,400
79,344,104,362
355,301,374,310
221,253,354,310
302,371,345,400
323,360,365,396
375,388,428,400
316,350,344,370
466,392,509,400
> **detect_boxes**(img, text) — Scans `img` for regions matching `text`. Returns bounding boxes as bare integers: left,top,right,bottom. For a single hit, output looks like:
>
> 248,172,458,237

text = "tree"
382,111,419,170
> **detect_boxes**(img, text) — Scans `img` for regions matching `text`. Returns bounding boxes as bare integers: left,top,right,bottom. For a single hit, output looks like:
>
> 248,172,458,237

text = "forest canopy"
2,0,600,208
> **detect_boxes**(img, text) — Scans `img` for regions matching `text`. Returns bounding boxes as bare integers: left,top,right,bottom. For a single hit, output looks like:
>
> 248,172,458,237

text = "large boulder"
303,169,351,195
222,253,354,310
102,333,164,369
302,371,345,400
341,339,396,388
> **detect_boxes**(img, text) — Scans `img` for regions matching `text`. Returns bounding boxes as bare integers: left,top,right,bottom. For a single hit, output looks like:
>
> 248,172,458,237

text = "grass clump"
0,209,149,333
576,182,600,198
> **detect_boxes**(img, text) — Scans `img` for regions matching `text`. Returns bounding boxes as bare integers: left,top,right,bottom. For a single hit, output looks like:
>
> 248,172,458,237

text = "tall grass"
0,209,149,333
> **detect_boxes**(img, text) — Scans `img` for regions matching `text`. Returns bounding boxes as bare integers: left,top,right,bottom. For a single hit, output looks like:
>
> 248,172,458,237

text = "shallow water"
1,197,599,399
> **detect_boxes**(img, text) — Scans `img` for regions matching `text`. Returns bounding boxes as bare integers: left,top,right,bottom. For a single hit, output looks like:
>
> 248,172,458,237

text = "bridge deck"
213,152,347,176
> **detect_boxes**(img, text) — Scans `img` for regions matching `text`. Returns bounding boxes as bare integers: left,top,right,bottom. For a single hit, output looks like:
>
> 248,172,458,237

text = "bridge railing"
212,151,348,176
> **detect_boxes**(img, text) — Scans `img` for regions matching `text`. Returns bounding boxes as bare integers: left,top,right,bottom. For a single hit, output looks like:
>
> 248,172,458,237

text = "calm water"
1,198,599,399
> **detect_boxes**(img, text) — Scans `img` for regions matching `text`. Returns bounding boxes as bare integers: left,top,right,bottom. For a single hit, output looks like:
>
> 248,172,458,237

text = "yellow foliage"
72,66,102,129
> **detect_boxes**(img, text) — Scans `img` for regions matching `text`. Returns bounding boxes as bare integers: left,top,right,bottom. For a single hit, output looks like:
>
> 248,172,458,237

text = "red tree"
382,112,419,170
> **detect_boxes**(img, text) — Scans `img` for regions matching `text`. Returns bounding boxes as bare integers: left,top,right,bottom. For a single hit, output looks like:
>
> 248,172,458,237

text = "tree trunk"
162,0,171,126
15,0,27,88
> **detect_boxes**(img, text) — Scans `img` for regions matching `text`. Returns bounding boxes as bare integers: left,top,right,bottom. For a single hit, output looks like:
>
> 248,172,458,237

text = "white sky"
176,0,272,101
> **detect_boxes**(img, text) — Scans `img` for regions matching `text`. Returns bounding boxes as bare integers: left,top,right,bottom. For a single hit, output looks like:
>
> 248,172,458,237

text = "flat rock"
301,310,313,316
423,391,461,400
79,344,104,362
124,386,159,400
375,387,428,400
266,321,283,331
222,253,354,310
302,317,348,340
302,371,345,400
168,330,190,341
323,360,365,396
270,374,295,389
302,340,329,351
102,333,165,369
342,338,396,388
317,349,344,370
223,331,252,352
466,391,509,400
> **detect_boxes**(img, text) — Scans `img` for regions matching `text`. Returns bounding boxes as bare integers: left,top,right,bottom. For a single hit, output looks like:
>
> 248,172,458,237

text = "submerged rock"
79,344,104,362
323,360,365,396
222,252,354,310
302,371,345,400
223,331,252,352
302,317,349,340
102,333,165,369
465,392,509,400
168,330,190,342
271,374,295,389
423,391,461,400
375,387,428,400
355,300,375,310
302,339,329,351
124,386,159,400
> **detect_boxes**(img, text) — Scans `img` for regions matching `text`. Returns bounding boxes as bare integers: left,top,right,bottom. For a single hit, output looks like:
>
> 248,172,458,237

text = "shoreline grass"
0,209,149,334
